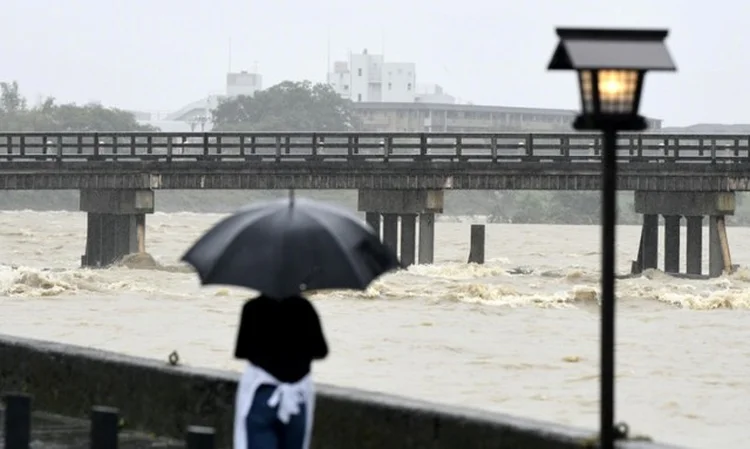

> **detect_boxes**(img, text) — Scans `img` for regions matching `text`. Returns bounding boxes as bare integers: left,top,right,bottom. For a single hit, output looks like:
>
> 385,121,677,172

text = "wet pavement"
0,408,183,449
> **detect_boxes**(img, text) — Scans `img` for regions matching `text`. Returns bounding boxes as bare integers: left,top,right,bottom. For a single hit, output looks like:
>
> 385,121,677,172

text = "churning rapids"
1,210,749,448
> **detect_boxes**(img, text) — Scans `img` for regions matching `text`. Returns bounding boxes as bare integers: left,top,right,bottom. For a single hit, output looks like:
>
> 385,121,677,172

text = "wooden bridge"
1,132,750,191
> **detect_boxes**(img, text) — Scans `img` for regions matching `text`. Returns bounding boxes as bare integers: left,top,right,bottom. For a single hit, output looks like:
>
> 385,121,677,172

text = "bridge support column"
634,191,735,277
664,215,681,273
400,214,417,267
708,216,734,277
686,216,703,275
382,214,399,255
708,216,722,277
641,214,659,269
358,189,443,266
80,189,155,268
418,213,435,264
365,212,381,236
636,214,659,272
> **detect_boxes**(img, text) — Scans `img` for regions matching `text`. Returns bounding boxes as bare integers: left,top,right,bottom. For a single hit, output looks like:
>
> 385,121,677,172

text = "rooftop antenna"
252,60,259,73
228,36,232,73
381,29,385,57
326,29,331,78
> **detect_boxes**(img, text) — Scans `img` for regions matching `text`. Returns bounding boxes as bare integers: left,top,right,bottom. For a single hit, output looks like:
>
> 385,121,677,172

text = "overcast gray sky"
1,0,743,126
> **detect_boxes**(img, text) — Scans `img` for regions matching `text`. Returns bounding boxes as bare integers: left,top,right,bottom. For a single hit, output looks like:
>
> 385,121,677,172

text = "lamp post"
547,28,675,449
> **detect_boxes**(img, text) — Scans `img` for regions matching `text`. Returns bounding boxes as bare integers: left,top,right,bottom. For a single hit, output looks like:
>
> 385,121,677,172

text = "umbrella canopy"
181,196,400,298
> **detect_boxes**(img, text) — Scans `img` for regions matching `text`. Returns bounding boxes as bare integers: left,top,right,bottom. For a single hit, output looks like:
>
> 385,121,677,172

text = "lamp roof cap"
548,27,676,71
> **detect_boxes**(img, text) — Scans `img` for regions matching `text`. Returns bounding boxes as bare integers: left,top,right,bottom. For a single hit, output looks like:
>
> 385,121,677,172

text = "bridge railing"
0,132,749,163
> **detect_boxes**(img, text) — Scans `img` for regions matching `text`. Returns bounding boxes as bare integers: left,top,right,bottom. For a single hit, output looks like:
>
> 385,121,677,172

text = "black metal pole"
186,426,215,449
600,127,618,449
90,406,119,449
3,393,31,449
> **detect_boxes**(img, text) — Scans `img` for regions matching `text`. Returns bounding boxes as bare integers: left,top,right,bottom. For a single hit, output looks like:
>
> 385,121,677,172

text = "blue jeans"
245,384,307,449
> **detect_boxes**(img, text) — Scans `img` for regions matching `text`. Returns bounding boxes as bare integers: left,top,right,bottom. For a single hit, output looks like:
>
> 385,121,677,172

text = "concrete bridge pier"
632,191,735,277
418,213,436,265
382,214,399,255
685,216,703,275
663,215,681,273
365,212,381,236
358,189,444,267
79,189,155,268
635,214,659,272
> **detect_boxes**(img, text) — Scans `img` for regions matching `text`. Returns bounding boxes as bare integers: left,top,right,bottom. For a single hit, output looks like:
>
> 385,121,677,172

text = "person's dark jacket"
234,295,328,383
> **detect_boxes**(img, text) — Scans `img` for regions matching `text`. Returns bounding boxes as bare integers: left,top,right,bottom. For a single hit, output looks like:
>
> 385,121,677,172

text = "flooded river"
1,210,749,448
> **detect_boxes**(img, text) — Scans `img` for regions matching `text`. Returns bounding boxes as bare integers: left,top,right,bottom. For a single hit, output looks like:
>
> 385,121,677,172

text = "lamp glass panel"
596,69,639,115
578,70,595,114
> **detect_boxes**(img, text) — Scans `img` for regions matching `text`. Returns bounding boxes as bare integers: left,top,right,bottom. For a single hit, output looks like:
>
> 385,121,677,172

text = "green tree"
1,81,26,112
0,81,157,132
212,80,360,131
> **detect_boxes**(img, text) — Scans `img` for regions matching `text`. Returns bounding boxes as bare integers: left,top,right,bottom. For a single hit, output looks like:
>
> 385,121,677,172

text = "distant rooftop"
165,95,223,121
353,101,579,116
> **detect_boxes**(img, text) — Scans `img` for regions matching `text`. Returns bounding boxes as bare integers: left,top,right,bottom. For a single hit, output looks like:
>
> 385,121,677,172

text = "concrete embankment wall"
0,334,683,449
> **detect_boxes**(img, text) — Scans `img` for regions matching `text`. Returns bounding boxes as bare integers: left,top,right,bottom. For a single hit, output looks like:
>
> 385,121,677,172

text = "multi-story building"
353,102,663,132
156,60,663,133
327,50,417,103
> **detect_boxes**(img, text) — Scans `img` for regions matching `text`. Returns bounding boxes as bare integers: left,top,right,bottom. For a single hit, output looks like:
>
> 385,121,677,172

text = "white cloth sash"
233,363,315,449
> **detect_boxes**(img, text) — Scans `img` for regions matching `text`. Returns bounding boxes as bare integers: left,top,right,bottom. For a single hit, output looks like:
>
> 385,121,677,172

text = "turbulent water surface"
1,210,749,449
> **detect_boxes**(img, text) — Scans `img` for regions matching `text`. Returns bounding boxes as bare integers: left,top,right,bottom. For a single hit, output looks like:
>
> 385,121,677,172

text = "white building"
327,49,417,103
226,71,262,97
157,71,263,130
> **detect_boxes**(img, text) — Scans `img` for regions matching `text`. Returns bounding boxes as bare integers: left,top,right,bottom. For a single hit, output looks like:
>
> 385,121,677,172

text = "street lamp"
547,28,675,449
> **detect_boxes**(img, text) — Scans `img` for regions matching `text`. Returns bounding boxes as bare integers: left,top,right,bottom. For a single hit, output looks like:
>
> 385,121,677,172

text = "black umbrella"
181,194,401,298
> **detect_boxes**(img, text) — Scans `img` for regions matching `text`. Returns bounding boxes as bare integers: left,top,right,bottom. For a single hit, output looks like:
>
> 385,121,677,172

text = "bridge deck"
2,132,750,191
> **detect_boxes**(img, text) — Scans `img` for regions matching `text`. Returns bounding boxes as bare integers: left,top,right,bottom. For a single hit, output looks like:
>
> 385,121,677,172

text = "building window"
388,82,392,90
358,68,362,76
343,85,349,90
407,83,412,91
357,94,362,102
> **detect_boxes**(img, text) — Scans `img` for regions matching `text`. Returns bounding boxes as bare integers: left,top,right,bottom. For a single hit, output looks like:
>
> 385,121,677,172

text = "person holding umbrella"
231,292,328,449
182,193,400,449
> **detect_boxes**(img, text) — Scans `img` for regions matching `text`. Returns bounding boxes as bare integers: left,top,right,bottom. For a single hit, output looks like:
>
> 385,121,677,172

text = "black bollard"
186,426,215,449
90,406,119,449
3,393,31,449
467,224,486,264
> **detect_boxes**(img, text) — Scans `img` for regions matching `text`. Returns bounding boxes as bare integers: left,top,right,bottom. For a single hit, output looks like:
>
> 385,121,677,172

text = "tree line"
0,81,156,132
